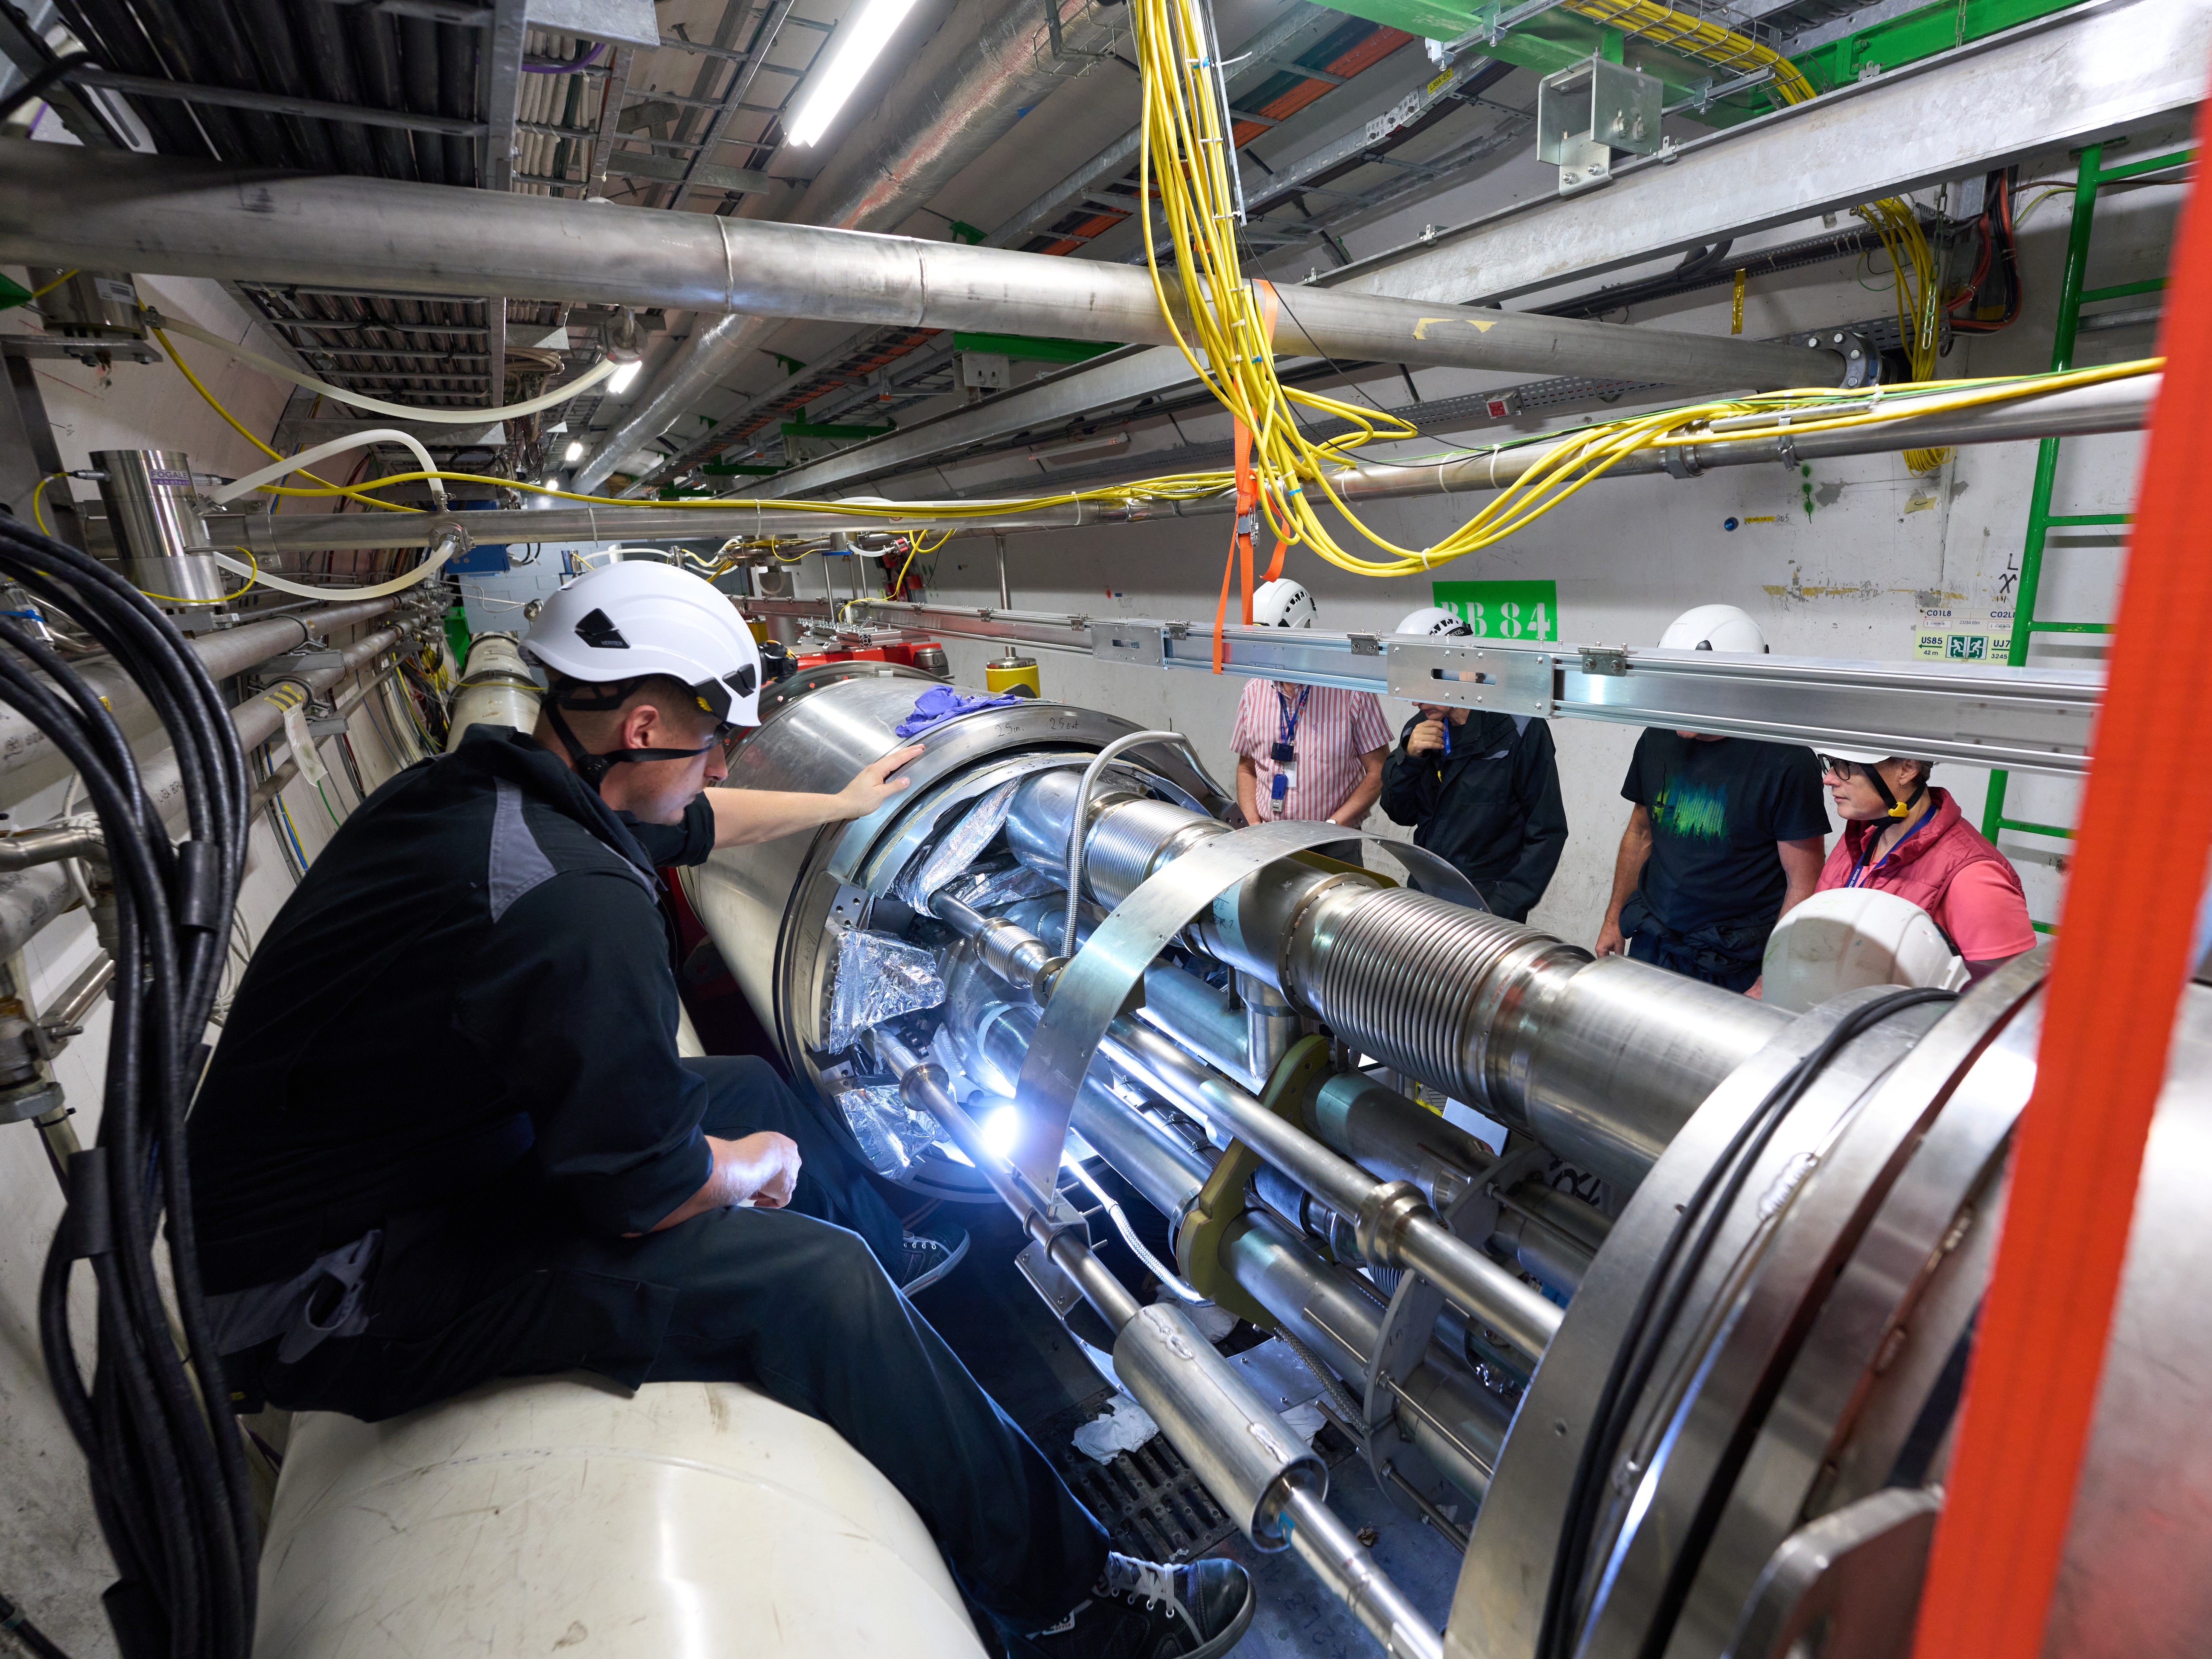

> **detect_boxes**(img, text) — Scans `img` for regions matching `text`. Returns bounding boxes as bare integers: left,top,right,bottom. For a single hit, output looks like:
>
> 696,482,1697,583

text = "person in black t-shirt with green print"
1593,607,1830,993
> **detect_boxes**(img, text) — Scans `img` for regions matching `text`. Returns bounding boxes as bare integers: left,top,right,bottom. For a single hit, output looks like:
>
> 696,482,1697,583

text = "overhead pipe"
0,140,1839,429
579,0,1129,492
0,598,399,800
0,615,426,961
212,372,2153,555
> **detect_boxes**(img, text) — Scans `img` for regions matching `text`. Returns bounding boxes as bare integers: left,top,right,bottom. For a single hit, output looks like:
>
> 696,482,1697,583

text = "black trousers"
248,1056,1108,1628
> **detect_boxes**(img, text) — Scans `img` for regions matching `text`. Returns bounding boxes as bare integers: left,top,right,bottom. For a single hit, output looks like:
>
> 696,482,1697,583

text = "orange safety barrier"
1909,88,2212,1659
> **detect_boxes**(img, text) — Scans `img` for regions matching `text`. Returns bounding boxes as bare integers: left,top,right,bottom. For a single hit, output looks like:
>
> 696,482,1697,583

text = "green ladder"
1979,142,2192,931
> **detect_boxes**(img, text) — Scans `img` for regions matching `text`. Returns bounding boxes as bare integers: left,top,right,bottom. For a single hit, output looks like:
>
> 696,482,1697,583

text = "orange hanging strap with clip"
1212,280,1282,672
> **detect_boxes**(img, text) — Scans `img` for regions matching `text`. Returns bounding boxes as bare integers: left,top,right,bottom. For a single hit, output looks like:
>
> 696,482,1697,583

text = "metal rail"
751,596,2101,777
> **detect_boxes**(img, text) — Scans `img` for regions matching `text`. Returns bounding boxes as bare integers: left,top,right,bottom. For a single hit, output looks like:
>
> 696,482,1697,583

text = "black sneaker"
898,1217,969,1294
1023,1552,1255,1658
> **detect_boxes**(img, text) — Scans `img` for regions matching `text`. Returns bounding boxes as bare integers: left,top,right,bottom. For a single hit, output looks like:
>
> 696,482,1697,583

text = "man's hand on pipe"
836,744,924,820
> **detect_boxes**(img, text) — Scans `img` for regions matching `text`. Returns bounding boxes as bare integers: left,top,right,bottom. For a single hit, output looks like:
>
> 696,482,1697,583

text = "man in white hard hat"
1229,578,1392,851
189,561,1257,1658
1379,607,1568,920
1595,604,1830,992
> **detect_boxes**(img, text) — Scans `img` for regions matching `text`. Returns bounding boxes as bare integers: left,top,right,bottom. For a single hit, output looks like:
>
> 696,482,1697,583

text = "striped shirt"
1230,679,1392,824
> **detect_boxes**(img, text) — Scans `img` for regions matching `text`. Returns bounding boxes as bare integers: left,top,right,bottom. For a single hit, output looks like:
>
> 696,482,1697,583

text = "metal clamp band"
1008,817,1478,1189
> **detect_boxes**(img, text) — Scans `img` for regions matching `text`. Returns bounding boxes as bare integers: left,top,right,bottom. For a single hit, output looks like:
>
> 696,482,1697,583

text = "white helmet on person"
1395,605,1472,638
1761,888,1967,1012
1660,603,1768,654
1252,577,1319,630
1815,746,1936,820
523,561,762,788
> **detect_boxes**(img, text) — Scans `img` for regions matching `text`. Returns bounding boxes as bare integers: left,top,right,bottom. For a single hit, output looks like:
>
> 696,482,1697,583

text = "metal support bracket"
1091,619,1165,666
1385,638,1555,716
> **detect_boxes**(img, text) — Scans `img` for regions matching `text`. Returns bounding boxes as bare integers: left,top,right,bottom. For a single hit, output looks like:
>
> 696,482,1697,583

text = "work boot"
1021,1552,1256,1659
898,1216,970,1294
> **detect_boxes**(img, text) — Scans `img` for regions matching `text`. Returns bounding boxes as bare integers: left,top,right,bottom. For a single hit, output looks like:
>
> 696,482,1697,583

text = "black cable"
0,512,253,1659
2,1587,80,1659
1533,986,1958,1659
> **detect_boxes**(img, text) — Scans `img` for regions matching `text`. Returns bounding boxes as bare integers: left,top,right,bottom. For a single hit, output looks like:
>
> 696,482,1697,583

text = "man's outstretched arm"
707,744,923,847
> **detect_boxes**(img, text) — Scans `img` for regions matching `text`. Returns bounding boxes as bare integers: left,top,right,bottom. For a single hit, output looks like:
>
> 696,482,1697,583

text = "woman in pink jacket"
1815,748,2037,982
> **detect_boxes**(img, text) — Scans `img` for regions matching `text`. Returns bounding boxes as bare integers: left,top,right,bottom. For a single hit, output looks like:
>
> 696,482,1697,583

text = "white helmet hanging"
1395,606,1472,638
1252,577,1318,630
1660,603,1768,654
525,560,763,727
1761,888,1968,1012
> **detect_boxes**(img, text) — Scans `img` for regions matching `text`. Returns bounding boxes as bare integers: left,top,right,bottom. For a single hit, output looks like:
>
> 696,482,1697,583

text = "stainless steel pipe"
1100,1018,1564,1361
0,597,397,799
201,374,2154,556
0,142,1838,402
95,449,225,604
577,0,1129,491
1281,1485,1445,1659
1004,770,1787,1189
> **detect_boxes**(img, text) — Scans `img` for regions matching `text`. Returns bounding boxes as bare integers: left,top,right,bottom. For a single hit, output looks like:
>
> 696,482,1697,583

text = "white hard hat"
1396,606,1472,638
1660,603,1767,654
1760,888,1968,1013
1252,577,1318,629
525,560,762,727
1818,746,1905,765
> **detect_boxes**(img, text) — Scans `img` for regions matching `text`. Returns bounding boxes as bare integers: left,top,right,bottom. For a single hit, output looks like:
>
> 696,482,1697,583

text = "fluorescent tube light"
786,0,922,148
607,358,643,394
563,439,584,463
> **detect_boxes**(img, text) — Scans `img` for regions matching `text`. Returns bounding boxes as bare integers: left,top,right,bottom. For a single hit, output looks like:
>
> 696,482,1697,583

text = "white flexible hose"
147,310,619,423
213,428,448,510
208,528,466,600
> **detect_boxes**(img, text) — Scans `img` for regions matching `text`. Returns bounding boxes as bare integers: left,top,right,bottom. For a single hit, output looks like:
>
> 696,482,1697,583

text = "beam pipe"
0,141,1839,400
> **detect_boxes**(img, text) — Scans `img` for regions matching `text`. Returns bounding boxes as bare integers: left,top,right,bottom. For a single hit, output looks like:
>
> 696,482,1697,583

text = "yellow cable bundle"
1852,198,1952,472
1560,0,1816,106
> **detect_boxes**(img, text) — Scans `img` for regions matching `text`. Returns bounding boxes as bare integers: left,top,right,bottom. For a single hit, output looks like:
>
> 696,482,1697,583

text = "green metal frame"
1979,143,2193,929
1318,0,2095,126
950,332,1120,364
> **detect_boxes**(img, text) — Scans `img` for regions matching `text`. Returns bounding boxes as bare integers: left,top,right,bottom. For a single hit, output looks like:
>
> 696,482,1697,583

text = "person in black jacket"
1379,609,1567,921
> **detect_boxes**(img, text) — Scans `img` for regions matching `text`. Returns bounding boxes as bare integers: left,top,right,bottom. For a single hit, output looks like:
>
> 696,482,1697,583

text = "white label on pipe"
282,704,329,788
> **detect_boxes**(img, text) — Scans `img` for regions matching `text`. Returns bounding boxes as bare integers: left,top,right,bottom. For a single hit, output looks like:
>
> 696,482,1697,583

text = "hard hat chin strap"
544,698,719,795
1867,764,1929,821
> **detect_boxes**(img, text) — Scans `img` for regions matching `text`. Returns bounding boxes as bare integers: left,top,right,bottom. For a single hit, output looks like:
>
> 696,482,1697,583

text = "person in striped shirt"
1228,579,1393,841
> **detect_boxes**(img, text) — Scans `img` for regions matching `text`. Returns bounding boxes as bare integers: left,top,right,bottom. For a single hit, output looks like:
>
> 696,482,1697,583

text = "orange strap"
1909,92,2212,1659
1212,281,1281,673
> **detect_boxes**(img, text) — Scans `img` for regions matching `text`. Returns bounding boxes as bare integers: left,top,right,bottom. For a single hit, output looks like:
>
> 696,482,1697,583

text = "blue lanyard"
1848,807,1935,887
1277,685,1310,748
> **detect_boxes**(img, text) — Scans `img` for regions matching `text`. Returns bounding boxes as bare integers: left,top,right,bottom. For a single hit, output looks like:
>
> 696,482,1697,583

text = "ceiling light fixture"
563,439,584,463
786,0,923,148
607,358,644,394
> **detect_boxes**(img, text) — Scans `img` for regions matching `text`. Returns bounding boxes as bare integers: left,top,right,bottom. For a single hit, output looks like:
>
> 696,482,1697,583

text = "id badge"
1272,764,1296,805
1271,739,1296,764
